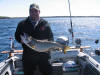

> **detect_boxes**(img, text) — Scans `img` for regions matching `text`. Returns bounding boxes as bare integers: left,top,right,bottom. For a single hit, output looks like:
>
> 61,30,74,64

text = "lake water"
0,17,100,62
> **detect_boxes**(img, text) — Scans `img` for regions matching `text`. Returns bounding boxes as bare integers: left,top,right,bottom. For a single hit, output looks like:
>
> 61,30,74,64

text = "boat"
0,37,100,75
0,0,100,75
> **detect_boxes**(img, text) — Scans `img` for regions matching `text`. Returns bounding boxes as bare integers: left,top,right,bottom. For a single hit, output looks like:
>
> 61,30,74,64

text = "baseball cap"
30,3,40,10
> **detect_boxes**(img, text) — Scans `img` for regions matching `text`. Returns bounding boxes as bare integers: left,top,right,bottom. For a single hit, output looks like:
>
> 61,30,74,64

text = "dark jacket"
15,17,54,58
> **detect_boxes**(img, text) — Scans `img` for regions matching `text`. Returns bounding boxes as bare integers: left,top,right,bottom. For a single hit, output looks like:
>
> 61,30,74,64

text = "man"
15,3,54,75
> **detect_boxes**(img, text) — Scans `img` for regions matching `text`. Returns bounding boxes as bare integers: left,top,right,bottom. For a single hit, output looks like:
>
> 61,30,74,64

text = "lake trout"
20,33,70,52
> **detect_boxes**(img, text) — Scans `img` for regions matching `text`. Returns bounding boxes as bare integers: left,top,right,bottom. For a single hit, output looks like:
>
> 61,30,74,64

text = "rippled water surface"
0,17,100,62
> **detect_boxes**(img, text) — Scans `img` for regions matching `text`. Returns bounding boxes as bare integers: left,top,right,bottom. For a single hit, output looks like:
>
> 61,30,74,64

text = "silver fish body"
20,33,68,52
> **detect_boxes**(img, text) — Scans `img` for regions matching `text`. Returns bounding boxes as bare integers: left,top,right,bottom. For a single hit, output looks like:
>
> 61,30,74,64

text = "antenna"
9,37,15,57
68,0,74,43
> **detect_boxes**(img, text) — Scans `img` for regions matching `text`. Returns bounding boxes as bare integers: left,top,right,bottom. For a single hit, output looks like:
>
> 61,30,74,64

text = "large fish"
20,33,70,52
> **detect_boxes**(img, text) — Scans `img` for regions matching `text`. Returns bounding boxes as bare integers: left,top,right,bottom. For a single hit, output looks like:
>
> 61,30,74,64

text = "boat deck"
0,49,100,75
13,51,81,75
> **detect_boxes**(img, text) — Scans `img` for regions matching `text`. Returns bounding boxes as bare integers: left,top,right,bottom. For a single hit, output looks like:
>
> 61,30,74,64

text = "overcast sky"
0,0,100,17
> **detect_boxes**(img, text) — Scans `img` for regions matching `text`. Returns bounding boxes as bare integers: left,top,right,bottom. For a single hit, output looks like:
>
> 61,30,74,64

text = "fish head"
20,33,32,43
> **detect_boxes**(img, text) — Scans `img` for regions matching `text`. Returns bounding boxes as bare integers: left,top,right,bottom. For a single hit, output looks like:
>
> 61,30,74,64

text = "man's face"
29,8,40,21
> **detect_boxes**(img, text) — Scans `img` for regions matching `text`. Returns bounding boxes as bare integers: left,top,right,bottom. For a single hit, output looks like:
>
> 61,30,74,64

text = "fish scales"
20,33,69,52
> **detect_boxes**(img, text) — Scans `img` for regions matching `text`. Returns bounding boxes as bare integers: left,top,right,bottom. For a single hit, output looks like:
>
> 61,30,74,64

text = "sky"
0,0,100,17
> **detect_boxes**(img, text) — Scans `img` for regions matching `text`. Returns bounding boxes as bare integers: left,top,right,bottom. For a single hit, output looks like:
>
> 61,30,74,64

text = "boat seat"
14,59,42,75
14,59,24,75
14,59,23,68
14,67,24,75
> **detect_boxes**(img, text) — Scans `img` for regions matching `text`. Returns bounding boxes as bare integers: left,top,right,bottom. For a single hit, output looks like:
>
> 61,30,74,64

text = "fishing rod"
67,0,74,43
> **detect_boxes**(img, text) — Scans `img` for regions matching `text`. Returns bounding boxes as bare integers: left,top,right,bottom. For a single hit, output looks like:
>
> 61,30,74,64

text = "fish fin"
64,46,70,54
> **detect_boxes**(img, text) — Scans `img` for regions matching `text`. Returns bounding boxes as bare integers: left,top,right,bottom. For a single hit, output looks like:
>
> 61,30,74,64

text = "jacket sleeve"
15,22,23,43
45,22,54,41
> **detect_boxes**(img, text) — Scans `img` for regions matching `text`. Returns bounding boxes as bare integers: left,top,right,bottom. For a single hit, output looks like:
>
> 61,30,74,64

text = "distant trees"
0,16,10,19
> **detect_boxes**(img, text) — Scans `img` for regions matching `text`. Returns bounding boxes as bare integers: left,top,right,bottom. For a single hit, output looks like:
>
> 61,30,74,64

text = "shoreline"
0,16,10,19
1,16,100,19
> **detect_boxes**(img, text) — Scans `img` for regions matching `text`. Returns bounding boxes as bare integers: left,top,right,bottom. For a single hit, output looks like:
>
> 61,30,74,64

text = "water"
0,17,100,62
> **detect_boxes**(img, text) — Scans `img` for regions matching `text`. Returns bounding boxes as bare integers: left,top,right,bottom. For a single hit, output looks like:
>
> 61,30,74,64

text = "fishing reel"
75,38,81,48
95,48,100,56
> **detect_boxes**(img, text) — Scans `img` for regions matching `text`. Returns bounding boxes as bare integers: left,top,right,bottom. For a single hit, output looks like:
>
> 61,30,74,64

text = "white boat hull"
0,49,100,75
